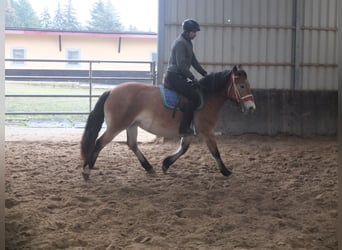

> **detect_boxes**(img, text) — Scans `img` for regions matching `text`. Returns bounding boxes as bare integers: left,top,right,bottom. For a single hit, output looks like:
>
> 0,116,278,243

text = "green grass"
5,81,111,126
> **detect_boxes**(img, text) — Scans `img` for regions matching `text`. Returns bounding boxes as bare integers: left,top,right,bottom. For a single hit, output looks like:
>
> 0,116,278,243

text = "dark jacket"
167,33,207,80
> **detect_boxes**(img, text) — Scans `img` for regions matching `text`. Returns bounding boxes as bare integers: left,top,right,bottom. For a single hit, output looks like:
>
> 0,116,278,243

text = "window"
66,49,80,66
11,48,26,64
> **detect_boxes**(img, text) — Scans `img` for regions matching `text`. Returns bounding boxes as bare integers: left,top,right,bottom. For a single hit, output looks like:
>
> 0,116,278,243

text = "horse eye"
240,85,245,89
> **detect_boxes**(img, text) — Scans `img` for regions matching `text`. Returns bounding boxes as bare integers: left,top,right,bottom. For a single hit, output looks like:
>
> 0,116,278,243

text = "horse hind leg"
162,137,191,173
82,142,102,180
127,125,155,174
82,141,100,180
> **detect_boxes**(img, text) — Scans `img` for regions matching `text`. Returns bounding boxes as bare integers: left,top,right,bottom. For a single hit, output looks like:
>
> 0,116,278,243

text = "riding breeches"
165,71,201,110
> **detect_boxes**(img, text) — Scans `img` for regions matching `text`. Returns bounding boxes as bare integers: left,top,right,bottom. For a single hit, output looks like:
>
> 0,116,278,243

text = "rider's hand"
190,78,200,89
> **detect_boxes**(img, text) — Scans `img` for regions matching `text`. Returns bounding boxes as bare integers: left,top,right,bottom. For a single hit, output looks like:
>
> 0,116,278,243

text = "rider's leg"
179,101,196,136
166,72,200,136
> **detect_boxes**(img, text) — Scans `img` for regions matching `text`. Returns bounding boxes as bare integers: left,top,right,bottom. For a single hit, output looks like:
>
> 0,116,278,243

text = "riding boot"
179,103,195,136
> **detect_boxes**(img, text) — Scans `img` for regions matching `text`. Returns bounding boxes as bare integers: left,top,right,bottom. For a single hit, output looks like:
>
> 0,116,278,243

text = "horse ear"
232,65,238,73
238,64,243,70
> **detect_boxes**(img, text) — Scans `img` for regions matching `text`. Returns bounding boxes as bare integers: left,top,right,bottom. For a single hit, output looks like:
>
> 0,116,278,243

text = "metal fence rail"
5,59,156,116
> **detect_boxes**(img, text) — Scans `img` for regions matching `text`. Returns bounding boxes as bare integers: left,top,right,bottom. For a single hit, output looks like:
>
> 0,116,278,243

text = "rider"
165,18,207,136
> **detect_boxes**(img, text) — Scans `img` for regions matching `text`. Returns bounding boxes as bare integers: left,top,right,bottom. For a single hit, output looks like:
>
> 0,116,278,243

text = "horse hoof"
82,166,91,180
162,165,169,174
82,172,90,180
146,168,156,175
221,168,232,177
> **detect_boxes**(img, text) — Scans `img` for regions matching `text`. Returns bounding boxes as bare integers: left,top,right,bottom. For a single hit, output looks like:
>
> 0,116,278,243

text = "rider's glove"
190,78,200,89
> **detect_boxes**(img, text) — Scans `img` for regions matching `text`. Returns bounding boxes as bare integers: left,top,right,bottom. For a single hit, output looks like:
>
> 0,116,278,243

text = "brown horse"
81,65,256,179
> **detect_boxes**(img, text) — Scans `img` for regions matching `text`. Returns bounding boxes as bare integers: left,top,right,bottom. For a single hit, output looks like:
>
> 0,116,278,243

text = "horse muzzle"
241,100,256,114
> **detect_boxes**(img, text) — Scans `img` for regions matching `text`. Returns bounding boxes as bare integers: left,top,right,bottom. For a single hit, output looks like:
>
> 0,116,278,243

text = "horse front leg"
127,125,155,174
82,130,116,180
162,136,192,173
204,133,232,176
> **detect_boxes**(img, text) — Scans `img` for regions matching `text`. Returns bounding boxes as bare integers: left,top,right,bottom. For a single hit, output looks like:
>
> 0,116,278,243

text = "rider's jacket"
167,33,207,80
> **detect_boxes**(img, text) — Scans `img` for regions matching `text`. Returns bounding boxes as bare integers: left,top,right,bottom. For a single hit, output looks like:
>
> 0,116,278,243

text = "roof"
5,27,157,39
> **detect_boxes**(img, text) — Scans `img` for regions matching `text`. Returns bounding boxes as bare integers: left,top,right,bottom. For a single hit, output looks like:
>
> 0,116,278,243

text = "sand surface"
5,126,156,143
5,128,338,249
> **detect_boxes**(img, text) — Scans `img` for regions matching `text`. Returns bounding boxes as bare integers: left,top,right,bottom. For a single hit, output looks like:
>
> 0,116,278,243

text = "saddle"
160,81,204,115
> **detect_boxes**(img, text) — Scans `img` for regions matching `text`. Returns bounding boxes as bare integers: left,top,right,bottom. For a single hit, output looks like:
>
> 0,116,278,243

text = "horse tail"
81,90,110,162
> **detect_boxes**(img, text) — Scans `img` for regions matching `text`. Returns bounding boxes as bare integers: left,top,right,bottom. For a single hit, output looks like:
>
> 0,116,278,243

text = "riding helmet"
182,18,200,32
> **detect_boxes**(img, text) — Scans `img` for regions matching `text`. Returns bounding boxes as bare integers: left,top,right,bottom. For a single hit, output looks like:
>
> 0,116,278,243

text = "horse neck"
201,71,229,93
201,71,230,109
203,92,227,115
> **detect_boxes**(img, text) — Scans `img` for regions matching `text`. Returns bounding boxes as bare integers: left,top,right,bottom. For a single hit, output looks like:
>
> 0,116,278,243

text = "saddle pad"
159,86,204,110
160,85,181,110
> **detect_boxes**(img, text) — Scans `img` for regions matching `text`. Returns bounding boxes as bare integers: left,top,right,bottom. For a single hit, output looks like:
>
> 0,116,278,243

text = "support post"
292,0,303,89
89,62,93,112
157,0,166,85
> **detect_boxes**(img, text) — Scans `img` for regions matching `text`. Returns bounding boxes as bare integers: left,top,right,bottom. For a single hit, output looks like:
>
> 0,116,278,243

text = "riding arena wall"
157,0,338,136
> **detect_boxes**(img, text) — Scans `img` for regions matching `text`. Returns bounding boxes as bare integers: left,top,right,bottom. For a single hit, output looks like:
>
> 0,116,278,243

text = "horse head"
227,65,256,113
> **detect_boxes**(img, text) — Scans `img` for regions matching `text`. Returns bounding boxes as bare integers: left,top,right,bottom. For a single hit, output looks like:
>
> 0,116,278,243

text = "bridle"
227,71,254,104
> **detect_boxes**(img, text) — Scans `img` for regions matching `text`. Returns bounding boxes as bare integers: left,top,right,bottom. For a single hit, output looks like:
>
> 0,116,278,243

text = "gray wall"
158,0,338,90
216,90,337,135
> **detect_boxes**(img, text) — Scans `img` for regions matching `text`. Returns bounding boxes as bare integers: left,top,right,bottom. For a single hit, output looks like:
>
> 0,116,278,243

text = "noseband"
227,72,254,104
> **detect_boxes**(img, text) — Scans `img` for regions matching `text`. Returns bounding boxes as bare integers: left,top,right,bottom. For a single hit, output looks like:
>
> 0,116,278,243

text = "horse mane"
236,69,247,78
198,69,248,96
198,70,231,95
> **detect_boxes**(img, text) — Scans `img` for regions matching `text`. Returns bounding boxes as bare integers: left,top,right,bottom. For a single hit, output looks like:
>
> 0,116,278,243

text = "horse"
80,65,256,179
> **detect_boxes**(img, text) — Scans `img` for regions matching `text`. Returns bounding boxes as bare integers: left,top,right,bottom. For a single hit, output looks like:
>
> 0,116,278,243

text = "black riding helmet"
182,18,200,32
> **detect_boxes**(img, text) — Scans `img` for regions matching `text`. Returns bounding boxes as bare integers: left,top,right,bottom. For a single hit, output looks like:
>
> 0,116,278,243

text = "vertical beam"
338,0,342,247
157,0,166,85
0,0,5,249
118,37,122,53
58,34,62,52
292,0,303,89
151,61,156,85
89,62,93,112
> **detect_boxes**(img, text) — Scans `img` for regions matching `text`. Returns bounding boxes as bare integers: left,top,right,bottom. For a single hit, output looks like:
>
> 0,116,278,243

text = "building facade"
5,28,157,83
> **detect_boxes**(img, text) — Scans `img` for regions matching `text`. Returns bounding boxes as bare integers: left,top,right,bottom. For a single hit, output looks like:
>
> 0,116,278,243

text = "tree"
5,0,40,28
52,1,65,30
51,0,82,31
5,0,124,32
5,0,18,27
40,6,52,29
128,25,138,32
63,0,82,31
87,0,123,32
